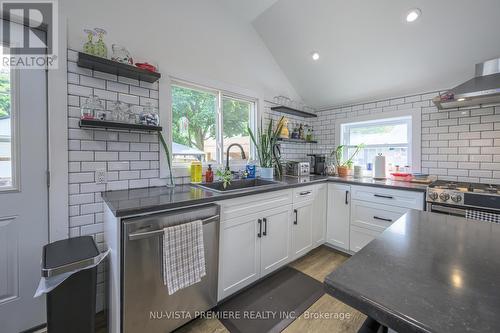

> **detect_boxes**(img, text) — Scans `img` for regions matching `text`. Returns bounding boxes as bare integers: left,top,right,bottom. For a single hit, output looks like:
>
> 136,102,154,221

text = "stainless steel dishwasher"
122,204,219,333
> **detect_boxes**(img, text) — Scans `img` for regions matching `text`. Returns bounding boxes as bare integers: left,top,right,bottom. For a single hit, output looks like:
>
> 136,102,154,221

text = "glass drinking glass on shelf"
125,104,136,124
81,95,104,120
110,101,125,122
140,102,159,126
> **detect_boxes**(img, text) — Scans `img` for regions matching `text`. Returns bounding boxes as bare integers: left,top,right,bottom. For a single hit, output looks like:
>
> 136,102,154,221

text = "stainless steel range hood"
433,57,500,110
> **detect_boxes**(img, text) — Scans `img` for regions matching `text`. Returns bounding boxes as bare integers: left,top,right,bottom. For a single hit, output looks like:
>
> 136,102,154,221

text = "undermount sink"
196,178,279,193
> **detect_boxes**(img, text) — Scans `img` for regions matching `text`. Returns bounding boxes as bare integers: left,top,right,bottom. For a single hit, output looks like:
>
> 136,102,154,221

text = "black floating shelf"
277,138,317,144
270,106,317,118
79,119,162,132
77,52,161,83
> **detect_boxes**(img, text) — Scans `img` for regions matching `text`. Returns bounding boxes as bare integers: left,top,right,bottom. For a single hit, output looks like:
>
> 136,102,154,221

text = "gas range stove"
427,180,500,213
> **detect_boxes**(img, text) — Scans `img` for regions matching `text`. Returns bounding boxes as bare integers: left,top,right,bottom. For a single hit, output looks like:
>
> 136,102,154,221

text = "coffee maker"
308,154,326,175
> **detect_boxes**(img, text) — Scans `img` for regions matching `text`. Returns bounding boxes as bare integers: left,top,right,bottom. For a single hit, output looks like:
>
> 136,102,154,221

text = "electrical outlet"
96,170,107,184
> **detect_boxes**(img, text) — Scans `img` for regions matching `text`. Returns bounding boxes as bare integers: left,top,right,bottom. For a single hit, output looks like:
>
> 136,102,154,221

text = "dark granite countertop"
102,175,327,217
324,210,500,333
102,175,427,217
327,176,428,192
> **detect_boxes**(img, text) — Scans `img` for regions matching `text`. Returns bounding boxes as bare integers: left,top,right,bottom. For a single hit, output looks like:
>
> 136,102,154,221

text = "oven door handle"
431,204,466,217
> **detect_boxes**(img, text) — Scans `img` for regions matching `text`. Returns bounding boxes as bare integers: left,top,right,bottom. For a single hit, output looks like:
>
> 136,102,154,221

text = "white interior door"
0,21,48,332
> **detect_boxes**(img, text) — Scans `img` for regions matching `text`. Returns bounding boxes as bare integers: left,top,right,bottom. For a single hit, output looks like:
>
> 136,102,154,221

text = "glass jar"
190,161,203,184
111,44,133,65
81,95,104,120
140,102,159,126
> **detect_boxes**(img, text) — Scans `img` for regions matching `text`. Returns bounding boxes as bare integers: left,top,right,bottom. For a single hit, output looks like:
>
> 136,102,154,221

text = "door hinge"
46,170,50,188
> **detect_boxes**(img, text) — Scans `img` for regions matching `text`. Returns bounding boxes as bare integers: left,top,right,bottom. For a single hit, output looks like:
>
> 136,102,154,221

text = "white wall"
61,0,299,103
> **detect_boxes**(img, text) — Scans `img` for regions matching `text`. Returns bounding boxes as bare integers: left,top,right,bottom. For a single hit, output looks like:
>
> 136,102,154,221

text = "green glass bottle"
94,28,108,58
83,29,95,55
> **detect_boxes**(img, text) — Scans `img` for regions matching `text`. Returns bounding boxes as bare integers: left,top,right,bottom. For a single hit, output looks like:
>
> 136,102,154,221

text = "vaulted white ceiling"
246,0,500,108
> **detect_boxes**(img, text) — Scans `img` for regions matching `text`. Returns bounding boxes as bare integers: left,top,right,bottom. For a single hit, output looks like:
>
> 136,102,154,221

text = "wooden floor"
176,246,366,333
98,245,366,333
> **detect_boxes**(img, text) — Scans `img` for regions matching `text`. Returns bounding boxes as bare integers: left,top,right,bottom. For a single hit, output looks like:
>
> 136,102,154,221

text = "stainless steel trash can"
42,236,100,333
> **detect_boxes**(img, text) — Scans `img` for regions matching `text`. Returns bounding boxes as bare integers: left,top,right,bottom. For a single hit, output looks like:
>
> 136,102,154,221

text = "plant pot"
259,167,274,179
337,166,350,177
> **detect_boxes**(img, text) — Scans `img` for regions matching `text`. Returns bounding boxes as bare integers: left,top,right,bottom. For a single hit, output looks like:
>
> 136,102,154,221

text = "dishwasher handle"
128,214,219,241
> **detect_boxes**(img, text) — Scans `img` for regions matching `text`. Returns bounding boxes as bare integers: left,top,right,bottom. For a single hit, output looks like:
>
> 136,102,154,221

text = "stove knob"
451,194,462,203
428,191,438,200
439,192,450,201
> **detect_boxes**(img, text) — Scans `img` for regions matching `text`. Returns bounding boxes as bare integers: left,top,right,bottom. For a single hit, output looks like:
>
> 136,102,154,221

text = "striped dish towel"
465,210,500,223
162,220,206,295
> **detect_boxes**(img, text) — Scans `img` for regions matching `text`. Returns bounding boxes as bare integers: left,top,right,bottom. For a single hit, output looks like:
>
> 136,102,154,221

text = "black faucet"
226,143,246,171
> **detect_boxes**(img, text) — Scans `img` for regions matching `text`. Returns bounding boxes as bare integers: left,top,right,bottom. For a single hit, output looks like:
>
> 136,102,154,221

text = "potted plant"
158,132,175,187
331,144,364,177
248,117,284,179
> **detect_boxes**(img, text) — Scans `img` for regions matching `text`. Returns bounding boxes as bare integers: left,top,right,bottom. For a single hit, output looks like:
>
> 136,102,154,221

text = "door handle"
294,209,298,225
345,190,349,205
263,218,267,236
299,191,312,196
374,194,394,199
373,216,393,222
257,219,262,238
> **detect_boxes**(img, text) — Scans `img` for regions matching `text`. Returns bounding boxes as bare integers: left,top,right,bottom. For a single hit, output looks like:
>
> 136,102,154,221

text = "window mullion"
216,92,223,165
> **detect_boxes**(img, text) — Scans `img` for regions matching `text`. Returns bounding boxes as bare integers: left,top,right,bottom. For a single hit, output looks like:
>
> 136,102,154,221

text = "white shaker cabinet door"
218,212,262,301
291,201,313,260
327,183,351,251
312,183,327,247
260,206,292,276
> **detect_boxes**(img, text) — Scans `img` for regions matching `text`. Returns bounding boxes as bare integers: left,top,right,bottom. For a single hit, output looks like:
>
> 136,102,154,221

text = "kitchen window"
338,111,421,172
171,81,256,166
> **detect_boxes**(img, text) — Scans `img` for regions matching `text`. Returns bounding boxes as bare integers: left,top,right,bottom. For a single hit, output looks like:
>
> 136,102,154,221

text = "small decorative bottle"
93,28,108,58
83,29,95,55
205,164,214,183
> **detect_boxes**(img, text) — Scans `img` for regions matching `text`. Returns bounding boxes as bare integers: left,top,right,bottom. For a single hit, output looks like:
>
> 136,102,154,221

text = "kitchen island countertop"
324,210,500,333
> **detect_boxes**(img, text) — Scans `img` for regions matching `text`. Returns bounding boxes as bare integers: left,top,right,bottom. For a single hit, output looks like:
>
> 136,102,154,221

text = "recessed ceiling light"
406,8,421,23
311,52,320,61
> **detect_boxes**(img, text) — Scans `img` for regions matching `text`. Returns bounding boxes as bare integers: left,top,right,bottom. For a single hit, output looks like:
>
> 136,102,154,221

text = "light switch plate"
96,170,107,184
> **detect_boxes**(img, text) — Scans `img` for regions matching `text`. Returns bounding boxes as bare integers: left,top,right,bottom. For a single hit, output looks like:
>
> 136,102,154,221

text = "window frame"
169,79,257,169
0,61,19,192
336,109,421,173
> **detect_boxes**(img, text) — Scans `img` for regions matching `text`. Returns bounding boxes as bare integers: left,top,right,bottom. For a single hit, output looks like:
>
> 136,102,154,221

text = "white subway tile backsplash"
107,141,130,151
315,90,499,183
68,83,92,97
106,81,129,93
108,161,130,171
118,93,139,105
80,75,106,89
130,85,149,97
94,88,118,101
95,151,119,161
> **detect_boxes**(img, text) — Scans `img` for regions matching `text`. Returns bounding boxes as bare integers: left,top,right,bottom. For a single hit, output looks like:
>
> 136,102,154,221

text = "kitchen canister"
373,153,387,180
353,165,362,178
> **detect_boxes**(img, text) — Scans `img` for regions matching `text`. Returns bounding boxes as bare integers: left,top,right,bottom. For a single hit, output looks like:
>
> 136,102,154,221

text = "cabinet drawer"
293,186,315,203
351,200,408,232
350,225,381,253
351,185,424,210
219,189,292,221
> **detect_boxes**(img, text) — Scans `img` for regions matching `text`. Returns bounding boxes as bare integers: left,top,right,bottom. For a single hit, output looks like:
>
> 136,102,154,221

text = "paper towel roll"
373,154,386,179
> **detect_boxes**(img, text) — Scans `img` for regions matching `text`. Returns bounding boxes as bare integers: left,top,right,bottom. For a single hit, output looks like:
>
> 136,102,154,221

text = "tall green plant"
158,132,175,187
247,116,284,175
331,144,365,168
